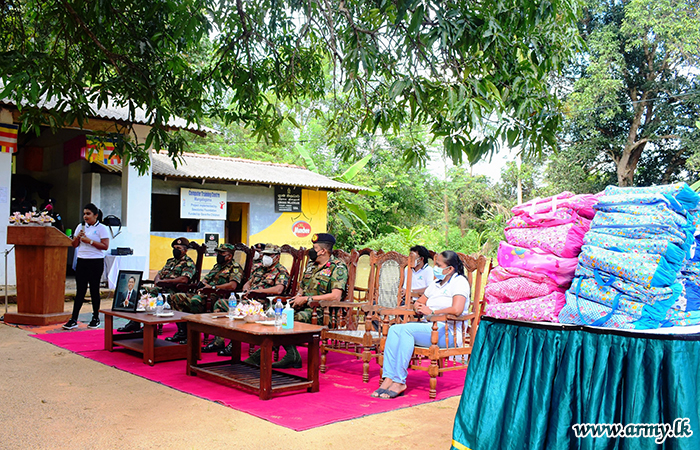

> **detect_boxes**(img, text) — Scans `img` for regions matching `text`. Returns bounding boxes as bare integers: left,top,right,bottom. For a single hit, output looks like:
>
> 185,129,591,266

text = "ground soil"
0,299,461,450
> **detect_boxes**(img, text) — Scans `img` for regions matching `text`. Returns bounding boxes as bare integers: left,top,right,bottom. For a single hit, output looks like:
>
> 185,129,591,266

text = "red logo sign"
292,221,311,238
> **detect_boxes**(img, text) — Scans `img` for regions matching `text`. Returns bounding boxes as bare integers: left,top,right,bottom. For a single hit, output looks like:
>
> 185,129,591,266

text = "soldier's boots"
271,345,302,369
117,320,142,333
218,341,233,357
243,349,261,366
165,322,187,344
202,337,225,353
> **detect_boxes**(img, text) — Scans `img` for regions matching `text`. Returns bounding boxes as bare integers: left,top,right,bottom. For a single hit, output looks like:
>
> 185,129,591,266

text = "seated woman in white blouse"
372,250,471,399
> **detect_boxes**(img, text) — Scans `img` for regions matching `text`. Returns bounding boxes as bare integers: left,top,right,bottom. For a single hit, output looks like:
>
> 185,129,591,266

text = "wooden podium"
4,226,72,325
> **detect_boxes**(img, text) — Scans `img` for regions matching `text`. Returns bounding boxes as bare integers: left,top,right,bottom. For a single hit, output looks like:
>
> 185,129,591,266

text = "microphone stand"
2,245,15,319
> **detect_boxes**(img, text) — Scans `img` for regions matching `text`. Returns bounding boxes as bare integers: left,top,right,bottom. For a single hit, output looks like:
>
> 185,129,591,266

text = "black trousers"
71,258,104,321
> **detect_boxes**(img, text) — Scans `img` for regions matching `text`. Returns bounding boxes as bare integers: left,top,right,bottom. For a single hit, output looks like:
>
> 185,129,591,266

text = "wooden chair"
319,251,412,383
280,245,306,297
406,253,491,399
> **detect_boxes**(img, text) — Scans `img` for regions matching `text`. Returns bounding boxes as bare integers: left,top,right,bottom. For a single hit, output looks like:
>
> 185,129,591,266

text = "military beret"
261,244,281,254
312,233,336,245
215,243,236,254
172,237,189,248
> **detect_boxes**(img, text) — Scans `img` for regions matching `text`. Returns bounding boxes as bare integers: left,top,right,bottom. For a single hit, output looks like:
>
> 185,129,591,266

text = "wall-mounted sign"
292,220,311,238
181,188,227,220
275,186,302,213
204,233,219,256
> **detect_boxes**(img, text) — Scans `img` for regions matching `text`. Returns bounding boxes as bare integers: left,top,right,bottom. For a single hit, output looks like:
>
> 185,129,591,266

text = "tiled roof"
0,91,215,135
151,152,366,192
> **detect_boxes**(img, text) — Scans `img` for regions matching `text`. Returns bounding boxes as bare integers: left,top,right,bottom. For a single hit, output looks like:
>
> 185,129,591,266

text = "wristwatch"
307,296,312,303
90,240,93,245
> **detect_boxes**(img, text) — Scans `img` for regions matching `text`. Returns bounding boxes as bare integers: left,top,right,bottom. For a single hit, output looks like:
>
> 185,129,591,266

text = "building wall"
0,109,15,284
148,179,328,275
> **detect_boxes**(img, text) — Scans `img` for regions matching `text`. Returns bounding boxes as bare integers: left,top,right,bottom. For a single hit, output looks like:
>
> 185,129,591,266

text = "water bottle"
274,299,284,328
227,293,237,320
283,300,294,330
156,294,164,316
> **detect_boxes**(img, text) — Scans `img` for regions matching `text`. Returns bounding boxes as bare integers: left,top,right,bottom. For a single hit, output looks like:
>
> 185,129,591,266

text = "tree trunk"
443,193,449,245
616,141,647,187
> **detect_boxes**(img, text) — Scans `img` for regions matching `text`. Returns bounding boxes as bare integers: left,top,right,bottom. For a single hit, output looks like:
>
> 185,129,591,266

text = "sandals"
382,389,405,399
371,388,388,398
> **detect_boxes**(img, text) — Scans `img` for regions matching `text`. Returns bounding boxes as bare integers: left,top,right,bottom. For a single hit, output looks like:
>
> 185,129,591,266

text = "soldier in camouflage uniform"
270,233,347,369
117,237,196,333
167,243,243,346
216,244,290,357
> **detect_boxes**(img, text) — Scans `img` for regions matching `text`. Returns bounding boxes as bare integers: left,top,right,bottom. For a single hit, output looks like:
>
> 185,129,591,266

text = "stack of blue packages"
558,182,700,329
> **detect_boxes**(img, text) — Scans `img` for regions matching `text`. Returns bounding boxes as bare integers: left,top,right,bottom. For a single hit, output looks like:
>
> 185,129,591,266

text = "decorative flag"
80,136,122,166
0,123,19,153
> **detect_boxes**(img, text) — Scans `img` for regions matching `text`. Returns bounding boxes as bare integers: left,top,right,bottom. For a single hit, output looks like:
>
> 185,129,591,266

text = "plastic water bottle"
282,300,294,329
274,299,284,328
156,294,164,316
227,293,237,320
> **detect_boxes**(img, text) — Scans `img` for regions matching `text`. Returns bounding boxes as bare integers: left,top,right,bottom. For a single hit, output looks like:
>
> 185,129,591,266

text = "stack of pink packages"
483,192,599,322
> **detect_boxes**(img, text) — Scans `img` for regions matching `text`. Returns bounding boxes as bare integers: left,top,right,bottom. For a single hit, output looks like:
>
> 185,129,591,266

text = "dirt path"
0,303,461,450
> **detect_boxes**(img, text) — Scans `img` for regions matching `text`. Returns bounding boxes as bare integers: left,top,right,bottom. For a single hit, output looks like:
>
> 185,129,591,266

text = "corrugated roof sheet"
151,152,366,192
0,90,215,135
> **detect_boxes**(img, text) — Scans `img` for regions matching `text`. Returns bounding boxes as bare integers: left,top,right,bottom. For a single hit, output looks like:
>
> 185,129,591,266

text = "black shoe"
62,319,78,330
87,317,100,329
202,339,225,353
272,346,302,369
117,320,141,333
218,342,233,357
243,349,261,366
165,322,187,342
165,331,186,342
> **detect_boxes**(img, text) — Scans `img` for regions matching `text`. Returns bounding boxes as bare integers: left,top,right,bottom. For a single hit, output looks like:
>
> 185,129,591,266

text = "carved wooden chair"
405,253,491,398
318,251,412,382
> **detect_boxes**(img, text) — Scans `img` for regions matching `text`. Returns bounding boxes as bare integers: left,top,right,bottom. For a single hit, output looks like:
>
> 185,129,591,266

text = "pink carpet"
31,326,466,430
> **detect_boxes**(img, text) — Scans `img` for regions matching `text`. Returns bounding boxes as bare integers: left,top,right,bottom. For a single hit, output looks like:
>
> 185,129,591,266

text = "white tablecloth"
102,255,148,289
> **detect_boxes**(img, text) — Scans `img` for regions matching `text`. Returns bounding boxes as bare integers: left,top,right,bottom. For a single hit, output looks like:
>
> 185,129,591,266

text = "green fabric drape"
452,318,700,450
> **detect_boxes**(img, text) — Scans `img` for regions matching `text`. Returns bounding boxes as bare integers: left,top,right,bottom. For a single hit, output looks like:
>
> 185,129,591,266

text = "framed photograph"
112,270,143,312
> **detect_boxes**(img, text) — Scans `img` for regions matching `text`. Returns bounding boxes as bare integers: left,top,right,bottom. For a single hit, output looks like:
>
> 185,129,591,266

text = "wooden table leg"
230,340,242,362
308,333,320,393
259,339,273,400
186,322,200,376
104,314,114,351
143,324,155,365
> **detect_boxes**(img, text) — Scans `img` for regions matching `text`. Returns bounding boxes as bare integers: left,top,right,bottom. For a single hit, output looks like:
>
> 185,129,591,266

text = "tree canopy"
1,0,583,172
557,0,700,187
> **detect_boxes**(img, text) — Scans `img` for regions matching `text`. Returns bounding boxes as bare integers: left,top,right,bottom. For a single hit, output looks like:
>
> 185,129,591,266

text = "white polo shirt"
75,222,110,259
424,274,471,314
403,264,435,291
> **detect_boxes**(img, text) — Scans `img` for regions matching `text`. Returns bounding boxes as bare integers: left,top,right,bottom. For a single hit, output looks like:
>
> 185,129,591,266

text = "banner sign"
204,233,220,256
274,186,302,213
180,188,227,220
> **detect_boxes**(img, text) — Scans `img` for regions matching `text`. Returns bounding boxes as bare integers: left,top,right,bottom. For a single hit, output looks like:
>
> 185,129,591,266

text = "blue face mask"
433,265,446,280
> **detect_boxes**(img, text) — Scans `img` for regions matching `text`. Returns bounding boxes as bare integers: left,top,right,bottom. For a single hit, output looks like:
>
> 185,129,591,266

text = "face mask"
414,258,422,269
216,254,227,266
308,249,318,262
433,265,447,280
173,248,182,259
253,251,261,260
262,255,274,267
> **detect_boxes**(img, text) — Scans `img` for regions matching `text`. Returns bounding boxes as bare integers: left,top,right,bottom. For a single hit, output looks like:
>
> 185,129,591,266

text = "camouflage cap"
261,244,281,254
171,237,189,248
215,243,236,254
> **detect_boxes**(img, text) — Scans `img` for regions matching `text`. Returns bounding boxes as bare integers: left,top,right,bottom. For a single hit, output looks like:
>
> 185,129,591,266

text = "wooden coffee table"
100,309,191,366
185,313,326,400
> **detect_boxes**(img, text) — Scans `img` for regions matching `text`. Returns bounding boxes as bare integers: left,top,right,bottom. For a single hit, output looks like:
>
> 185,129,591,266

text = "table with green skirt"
452,317,700,450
